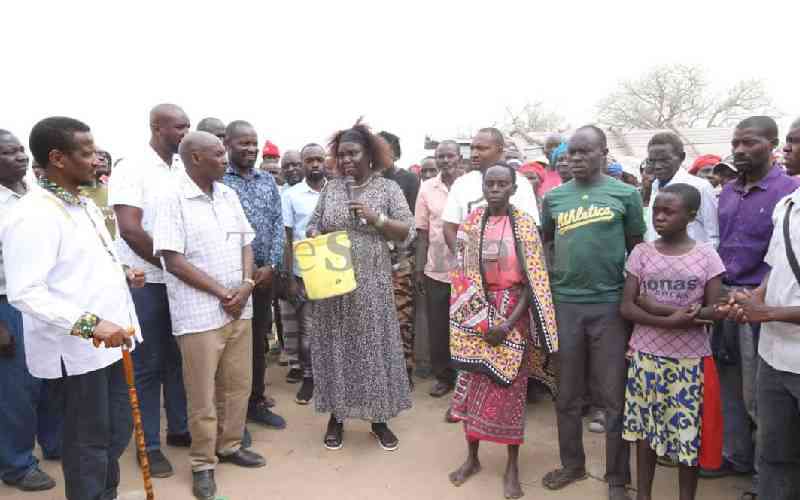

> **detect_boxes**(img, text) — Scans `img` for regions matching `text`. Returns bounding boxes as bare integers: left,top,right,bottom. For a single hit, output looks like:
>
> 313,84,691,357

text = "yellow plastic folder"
293,231,356,300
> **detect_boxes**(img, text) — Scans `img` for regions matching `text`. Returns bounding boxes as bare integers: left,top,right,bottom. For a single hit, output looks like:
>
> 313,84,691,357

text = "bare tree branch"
596,64,776,130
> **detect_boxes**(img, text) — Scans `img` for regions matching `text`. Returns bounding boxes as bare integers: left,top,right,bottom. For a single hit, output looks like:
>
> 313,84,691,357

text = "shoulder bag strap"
783,200,800,284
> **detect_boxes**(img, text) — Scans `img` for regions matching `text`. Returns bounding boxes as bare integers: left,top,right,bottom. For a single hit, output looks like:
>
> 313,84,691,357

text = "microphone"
344,176,358,222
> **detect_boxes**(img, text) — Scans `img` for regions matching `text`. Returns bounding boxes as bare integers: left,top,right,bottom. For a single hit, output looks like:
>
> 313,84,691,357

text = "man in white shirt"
729,185,800,500
108,103,191,477
3,117,144,500
280,143,327,405
442,128,539,253
643,132,719,247
0,129,60,492
153,131,265,500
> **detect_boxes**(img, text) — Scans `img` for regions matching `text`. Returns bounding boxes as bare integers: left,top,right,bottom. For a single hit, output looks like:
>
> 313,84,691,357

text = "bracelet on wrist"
374,213,387,229
71,312,100,339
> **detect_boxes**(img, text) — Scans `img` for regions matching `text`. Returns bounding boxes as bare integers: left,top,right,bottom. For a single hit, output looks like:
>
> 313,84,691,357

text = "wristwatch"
375,213,387,229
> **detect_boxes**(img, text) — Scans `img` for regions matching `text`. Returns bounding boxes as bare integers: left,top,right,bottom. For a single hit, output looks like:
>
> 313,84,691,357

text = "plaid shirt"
222,166,284,268
153,172,255,335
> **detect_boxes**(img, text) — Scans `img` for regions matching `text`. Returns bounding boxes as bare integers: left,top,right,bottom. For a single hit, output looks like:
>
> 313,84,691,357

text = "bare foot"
449,459,482,486
504,465,524,499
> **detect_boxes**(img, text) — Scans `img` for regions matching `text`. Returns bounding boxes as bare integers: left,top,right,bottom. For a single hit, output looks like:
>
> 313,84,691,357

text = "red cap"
262,141,280,159
518,161,546,180
689,154,722,175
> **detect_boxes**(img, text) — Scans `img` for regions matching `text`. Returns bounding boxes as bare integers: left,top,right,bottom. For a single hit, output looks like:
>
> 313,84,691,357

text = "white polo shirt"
282,179,325,277
2,187,141,379
442,170,540,226
759,188,800,374
108,147,184,284
0,180,31,295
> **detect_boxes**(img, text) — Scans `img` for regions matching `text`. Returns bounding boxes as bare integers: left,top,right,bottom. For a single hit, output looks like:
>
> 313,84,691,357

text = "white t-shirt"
442,170,540,225
759,188,800,374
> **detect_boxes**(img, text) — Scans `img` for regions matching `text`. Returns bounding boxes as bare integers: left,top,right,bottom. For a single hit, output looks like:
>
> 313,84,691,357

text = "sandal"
323,417,343,451
542,467,588,490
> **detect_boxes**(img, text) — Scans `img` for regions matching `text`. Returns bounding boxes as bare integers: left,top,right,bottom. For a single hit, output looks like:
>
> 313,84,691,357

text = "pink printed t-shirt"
482,216,524,291
625,241,725,358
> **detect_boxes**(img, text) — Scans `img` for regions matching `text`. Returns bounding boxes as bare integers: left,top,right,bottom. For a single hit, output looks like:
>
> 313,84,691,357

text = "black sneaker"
139,449,174,478
286,368,303,383
295,378,314,405
2,466,56,491
248,402,287,429
371,423,399,451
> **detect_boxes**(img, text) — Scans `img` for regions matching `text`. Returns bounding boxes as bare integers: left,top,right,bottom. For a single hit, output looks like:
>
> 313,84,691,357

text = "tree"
596,64,777,130
501,102,567,144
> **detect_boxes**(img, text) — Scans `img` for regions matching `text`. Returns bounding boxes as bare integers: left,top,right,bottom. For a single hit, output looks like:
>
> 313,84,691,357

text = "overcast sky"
3,0,797,166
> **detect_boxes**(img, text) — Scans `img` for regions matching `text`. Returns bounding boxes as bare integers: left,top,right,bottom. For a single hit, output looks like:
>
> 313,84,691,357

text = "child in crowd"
620,183,727,500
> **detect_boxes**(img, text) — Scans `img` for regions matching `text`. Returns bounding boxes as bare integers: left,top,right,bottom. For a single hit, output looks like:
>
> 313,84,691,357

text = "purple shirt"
718,166,800,286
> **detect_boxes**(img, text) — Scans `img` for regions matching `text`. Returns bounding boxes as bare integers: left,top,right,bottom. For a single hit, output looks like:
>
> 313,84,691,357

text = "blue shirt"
222,166,284,267
282,179,325,276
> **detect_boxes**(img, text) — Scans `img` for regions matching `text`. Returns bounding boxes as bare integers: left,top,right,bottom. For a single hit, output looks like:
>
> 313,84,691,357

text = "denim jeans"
130,283,187,451
59,360,132,500
0,299,63,483
757,357,800,500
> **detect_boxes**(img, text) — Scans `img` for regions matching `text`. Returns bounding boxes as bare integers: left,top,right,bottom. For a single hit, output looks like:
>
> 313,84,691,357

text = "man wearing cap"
711,158,738,194
643,132,719,247
689,154,722,185
260,141,284,188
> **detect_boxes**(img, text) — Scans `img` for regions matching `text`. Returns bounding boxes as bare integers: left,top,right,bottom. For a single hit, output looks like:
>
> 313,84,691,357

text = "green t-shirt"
541,176,646,303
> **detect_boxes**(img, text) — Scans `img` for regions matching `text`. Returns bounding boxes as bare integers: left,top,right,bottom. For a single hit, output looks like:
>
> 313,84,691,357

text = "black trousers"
250,287,273,405
60,360,132,500
425,276,455,385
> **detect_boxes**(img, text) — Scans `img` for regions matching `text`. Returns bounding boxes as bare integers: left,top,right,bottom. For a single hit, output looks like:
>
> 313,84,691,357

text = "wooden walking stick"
122,329,155,500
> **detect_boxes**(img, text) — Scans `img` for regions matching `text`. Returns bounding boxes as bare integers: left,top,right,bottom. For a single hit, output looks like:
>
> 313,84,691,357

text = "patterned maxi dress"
306,175,415,421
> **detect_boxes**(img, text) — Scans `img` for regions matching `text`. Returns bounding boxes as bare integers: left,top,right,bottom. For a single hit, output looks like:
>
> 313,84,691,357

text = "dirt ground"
14,366,751,500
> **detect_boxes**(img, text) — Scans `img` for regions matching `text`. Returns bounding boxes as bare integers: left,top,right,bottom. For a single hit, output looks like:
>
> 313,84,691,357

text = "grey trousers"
280,279,313,379
716,317,760,473
554,302,631,486
757,356,800,500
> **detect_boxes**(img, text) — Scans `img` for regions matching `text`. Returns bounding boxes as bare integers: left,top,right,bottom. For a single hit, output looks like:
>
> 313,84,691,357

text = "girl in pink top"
620,183,728,500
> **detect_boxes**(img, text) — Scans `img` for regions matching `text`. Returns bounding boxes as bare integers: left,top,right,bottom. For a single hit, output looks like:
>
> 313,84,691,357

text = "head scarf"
689,154,722,175
549,142,568,167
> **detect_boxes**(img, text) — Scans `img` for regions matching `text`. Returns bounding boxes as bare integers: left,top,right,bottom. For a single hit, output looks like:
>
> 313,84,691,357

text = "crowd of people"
0,105,799,500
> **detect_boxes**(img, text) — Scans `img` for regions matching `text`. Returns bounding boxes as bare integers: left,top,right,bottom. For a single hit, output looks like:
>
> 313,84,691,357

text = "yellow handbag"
293,231,356,300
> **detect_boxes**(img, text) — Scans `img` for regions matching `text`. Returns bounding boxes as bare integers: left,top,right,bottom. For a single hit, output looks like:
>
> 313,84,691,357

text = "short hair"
791,117,800,131
300,143,325,157
477,127,505,147
736,116,779,140
29,116,91,167
96,149,113,166
421,156,436,163
378,131,401,159
485,162,516,185
659,183,701,214
647,132,685,156
575,124,608,149
225,120,255,139
436,139,462,156
197,117,225,133
0,128,12,138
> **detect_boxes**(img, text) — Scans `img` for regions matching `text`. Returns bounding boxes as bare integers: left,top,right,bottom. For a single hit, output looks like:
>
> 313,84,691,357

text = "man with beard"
222,121,286,430
196,117,226,142
280,143,327,403
108,103,191,477
4,117,144,500
702,117,800,499
0,129,61,492
378,131,420,385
